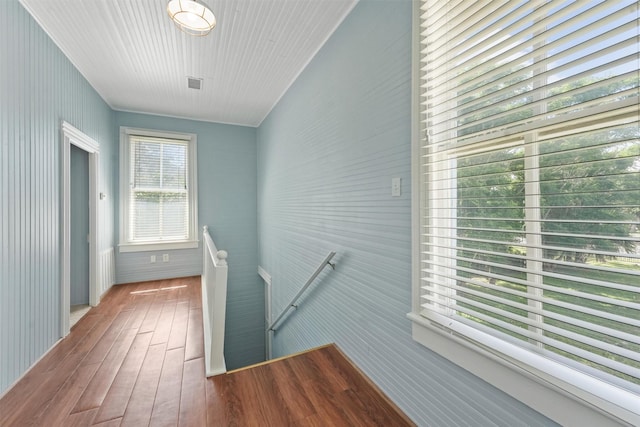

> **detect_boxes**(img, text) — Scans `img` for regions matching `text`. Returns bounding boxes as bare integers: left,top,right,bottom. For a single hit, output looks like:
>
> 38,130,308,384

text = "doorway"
61,121,100,337
69,145,90,327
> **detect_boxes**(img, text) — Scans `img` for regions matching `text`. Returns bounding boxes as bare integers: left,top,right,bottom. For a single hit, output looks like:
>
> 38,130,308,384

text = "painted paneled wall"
257,1,555,426
0,0,116,395
114,112,264,370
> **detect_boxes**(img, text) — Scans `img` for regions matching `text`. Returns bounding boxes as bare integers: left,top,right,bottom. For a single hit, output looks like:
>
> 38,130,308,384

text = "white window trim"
408,2,639,426
119,127,199,253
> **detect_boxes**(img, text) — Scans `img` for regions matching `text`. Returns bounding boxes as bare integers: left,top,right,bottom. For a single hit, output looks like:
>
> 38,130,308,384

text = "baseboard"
0,336,63,401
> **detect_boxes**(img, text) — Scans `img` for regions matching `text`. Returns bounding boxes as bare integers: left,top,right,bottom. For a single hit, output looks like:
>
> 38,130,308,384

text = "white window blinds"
128,135,190,242
418,0,639,398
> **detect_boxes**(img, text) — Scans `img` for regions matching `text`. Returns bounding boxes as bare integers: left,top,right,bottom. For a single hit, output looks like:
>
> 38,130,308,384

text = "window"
410,1,639,423
119,127,198,252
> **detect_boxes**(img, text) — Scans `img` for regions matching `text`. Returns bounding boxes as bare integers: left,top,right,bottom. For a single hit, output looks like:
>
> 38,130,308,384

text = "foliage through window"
414,0,639,416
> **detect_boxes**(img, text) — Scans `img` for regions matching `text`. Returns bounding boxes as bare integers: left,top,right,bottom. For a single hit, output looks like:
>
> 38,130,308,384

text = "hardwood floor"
210,345,415,427
0,277,414,426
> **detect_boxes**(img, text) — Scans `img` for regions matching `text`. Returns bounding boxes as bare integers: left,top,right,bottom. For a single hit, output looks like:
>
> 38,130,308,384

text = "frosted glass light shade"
167,0,216,36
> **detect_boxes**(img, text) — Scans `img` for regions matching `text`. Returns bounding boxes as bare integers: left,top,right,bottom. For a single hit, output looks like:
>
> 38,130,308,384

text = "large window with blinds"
411,0,639,423
119,128,198,252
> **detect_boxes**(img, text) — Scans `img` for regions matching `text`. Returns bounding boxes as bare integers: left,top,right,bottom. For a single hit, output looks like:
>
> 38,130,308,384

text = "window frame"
119,127,199,253
408,1,640,425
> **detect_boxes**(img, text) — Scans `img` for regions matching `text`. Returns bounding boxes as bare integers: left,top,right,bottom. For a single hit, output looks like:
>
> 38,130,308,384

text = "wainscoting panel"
99,247,115,297
115,247,201,285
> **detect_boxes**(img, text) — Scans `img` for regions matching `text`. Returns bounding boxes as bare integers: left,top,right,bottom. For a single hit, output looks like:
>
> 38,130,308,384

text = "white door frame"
61,121,100,337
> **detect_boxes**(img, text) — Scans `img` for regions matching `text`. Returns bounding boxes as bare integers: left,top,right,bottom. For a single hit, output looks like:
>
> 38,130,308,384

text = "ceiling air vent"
187,77,203,90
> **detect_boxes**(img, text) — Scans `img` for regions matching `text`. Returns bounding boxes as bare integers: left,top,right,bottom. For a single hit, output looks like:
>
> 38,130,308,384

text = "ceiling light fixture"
167,0,216,36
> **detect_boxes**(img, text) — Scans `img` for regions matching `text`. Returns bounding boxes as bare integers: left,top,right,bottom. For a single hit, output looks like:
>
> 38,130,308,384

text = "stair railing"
201,226,228,376
268,251,336,332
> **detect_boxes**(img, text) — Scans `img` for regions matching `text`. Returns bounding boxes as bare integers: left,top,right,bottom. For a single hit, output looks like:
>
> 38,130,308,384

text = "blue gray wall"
114,111,264,370
70,145,89,305
0,0,559,422
0,0,116,395
257,1,555,425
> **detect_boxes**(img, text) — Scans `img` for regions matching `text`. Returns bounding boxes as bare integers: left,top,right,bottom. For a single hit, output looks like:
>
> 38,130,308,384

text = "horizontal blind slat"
442,302,640,377
129,135,191,242
421,293,640,365
420,286,640,347
419,0,640,392
420,265,640,313
421,233,640,260
421,248,640,282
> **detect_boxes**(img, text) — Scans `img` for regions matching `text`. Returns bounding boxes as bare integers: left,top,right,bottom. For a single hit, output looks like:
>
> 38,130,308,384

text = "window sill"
407,312,640,427
118,240,199,253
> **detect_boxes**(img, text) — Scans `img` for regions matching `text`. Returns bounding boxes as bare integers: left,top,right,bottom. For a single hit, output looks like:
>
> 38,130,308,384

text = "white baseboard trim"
0,336,63,400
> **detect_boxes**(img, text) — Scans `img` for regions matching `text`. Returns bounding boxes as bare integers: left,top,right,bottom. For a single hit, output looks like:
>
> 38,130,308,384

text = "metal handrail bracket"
268,251,336,332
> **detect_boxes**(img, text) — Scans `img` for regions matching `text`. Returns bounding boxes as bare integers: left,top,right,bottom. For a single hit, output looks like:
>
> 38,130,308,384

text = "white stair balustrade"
201,226,228,377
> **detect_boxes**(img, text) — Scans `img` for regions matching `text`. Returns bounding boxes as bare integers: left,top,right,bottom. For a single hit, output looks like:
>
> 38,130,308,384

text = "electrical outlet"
392,177,401,197
150,255,156,263
163,253,169,262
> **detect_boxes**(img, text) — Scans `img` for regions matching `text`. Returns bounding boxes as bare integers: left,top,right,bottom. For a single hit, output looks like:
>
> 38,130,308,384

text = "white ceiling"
19,0,358,127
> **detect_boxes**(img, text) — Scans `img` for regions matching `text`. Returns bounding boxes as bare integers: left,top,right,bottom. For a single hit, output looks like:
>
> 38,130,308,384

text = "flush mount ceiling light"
167,0,216,36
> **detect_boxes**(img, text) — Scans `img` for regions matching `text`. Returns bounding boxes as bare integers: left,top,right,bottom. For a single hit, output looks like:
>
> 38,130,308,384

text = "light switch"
392,177,401,197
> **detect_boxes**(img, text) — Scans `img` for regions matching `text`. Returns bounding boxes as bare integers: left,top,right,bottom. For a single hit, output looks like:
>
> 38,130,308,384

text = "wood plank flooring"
0,277,414,426
210,345,415,427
